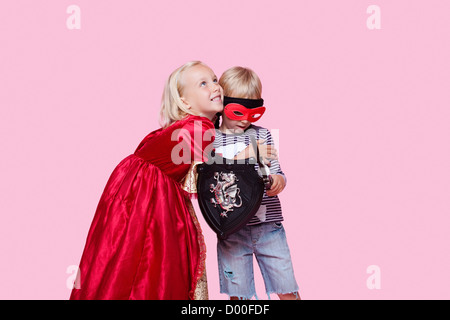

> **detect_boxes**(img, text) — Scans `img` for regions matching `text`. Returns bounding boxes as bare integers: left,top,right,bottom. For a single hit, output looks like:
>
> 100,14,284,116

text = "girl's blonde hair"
218,66,262,99
159,60,206,128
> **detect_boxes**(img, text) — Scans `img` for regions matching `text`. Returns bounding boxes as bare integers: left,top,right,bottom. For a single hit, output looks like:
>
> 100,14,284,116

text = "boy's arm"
230,128,286,196
263,129,287,196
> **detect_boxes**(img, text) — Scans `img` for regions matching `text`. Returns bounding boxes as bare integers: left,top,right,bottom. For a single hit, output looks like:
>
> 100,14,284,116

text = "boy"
214,66,300,300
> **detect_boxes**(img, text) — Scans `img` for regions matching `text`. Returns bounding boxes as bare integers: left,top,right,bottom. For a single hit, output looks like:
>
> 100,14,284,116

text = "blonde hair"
159,60,206,128
219,66,262,99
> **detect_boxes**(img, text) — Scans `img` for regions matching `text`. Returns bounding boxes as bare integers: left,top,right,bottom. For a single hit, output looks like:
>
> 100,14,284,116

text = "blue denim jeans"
217,222,299,299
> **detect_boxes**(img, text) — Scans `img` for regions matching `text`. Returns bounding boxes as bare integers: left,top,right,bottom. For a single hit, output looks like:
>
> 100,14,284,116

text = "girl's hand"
266,174,286,197
234,140,278,165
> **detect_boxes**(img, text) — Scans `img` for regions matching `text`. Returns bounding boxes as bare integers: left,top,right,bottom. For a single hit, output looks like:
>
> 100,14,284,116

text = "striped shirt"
213,125,285,225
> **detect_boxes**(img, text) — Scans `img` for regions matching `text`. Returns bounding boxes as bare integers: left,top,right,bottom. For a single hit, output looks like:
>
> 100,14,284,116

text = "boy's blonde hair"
159,60,206,128
219,66,262,99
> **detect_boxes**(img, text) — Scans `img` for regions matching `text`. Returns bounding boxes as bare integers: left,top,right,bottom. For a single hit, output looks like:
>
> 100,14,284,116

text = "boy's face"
220,114,252,134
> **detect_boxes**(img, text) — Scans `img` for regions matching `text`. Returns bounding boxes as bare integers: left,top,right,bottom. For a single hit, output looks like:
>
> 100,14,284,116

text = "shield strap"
249,135,273,190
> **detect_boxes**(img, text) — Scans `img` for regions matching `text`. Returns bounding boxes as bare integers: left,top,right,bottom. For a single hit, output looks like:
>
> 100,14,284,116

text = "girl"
70,61,223,300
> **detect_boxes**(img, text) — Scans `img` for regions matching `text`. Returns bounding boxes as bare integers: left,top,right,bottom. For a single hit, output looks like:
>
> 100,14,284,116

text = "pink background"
1,0,449,299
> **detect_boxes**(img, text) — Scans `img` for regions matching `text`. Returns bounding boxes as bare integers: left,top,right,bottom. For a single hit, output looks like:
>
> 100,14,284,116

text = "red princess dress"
70,115,214,300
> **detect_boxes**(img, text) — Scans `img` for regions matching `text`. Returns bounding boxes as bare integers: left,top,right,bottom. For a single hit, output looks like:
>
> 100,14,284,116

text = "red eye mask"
222,96,266,123
223,103,266,122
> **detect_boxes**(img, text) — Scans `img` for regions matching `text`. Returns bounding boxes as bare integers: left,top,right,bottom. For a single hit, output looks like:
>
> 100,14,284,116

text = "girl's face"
180,64,223,121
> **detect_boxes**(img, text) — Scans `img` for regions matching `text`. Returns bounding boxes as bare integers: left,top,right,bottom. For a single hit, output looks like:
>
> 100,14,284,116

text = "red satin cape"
70,116,214,300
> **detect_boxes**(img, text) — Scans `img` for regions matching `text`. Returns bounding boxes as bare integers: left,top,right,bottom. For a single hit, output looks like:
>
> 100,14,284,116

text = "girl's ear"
180,97,191,109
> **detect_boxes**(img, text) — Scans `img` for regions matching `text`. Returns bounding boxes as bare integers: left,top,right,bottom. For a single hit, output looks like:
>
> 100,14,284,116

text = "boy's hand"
266,174,286,197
